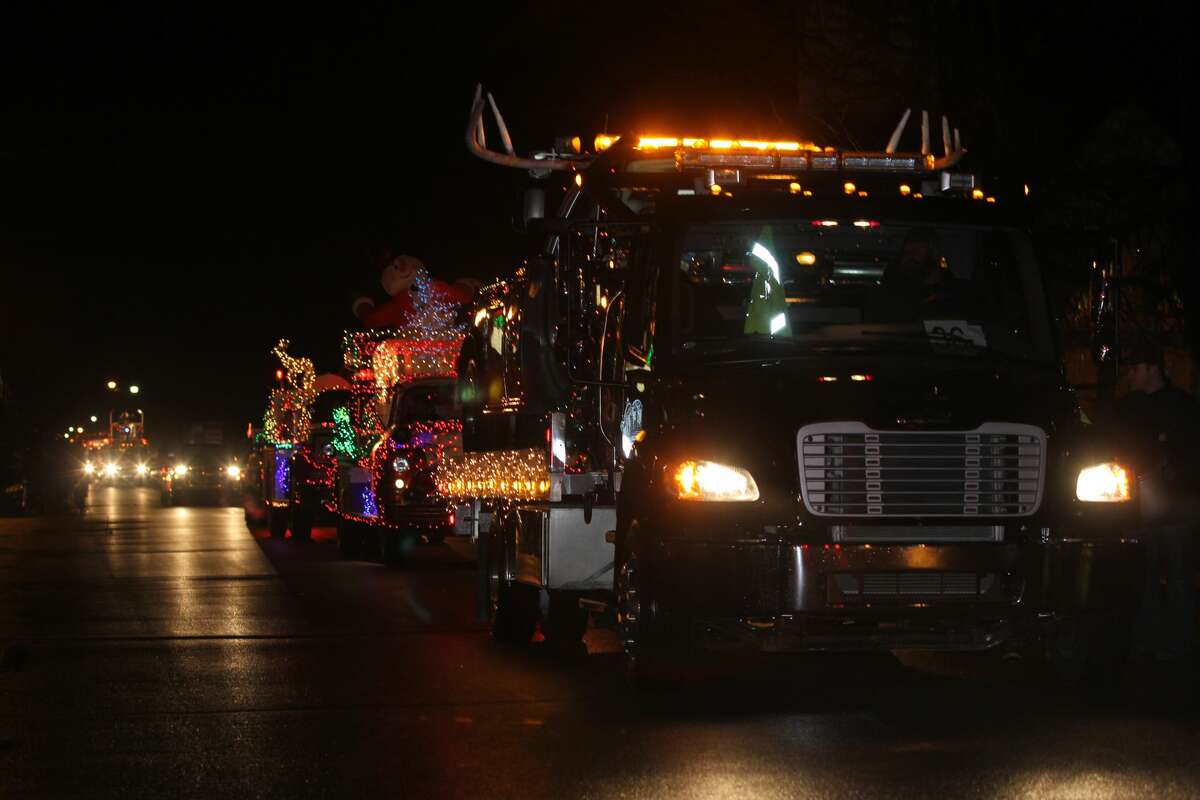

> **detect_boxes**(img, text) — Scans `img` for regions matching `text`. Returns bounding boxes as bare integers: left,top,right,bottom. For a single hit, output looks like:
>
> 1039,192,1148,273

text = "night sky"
1,2,1189,445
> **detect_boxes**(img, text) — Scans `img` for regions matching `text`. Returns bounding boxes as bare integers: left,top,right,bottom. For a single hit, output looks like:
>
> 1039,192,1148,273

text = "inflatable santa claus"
352,255,477,330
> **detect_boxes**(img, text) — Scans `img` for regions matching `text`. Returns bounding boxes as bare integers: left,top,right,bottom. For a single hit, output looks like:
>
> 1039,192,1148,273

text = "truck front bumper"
650,537,1143,653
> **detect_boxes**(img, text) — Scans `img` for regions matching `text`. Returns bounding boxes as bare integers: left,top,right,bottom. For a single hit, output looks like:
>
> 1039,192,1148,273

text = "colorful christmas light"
436,448,550,501
263,339,317,446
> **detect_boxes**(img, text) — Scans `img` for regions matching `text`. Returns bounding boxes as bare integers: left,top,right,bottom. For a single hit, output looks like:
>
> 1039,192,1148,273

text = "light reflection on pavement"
0,487,1196,799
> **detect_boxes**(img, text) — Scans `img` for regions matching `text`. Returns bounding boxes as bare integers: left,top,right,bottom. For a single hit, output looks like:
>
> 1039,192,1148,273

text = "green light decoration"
331,406,360,460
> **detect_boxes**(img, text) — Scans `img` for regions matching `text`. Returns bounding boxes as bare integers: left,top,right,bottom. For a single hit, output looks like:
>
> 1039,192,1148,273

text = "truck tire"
1042,613,1132,692
290,501,313,542
615,527,674,688
544,590,588,654
267,506,289,539
487,528,538,645
380,530,406,568
337,515,361,559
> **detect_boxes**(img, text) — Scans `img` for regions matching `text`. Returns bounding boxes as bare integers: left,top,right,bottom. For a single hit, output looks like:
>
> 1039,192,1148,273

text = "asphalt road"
1,487,1197,799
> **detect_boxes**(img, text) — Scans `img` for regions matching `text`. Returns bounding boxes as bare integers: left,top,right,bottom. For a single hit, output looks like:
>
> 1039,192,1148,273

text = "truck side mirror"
625,367,652,395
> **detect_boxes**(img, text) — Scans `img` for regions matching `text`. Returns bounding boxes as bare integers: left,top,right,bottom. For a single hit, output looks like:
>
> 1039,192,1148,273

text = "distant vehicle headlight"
135,463,148,476
322,443,335,457
103,463,119,478
226,465,242,480
1076,462,1131,503
83,463,95,475
174,464,188,476
673,460,760,502
391,456,410,473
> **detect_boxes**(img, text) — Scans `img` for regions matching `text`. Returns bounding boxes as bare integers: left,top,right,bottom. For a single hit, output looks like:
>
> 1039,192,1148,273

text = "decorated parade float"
330,257,479,564
250,340,351,538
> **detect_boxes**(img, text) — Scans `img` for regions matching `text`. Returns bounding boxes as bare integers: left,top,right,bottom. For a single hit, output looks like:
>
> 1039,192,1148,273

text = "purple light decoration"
361,483,378,518
274,454,290,499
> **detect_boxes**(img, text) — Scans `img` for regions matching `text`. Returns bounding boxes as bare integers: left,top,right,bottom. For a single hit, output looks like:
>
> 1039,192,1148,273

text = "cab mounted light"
673,460,760,502
1076,463,1131,503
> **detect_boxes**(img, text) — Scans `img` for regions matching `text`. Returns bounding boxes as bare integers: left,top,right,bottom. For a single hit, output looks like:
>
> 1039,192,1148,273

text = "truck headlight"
103,463,119,478
174,464,188,476
83,463,95,475
673,460,760,502
226,465,242,480
1075,462,1131,503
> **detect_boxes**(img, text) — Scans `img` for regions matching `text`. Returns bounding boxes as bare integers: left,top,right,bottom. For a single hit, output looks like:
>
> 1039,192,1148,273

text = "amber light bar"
635,136,823,152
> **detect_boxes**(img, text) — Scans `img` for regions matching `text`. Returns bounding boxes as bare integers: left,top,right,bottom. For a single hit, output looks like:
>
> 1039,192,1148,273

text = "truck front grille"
798,422,1046,517
834,571,1000,599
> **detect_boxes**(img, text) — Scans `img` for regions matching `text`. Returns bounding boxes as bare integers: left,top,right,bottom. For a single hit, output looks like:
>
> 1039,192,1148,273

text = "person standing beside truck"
1117,340,1199,696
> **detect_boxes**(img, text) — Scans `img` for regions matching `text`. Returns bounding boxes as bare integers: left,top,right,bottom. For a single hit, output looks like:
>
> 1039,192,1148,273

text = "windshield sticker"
924,320,987,353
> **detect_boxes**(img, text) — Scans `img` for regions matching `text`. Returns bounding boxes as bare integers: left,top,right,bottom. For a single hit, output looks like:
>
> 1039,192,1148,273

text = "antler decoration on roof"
885,108,966,169
465,84,581,172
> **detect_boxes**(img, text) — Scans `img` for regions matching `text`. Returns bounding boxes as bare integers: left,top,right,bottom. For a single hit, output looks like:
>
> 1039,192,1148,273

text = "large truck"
450,91,1144,681
333,328,480,565
85,409,155,486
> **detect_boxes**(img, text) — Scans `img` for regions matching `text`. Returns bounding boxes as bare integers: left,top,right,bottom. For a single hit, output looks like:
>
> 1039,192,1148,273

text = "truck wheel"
616,533,673,688
381,530,406,568
488,529,538,645
544,590,588,654
267,506,289,539
1041,613,1131,693
290,502,313,542
337,516,361,559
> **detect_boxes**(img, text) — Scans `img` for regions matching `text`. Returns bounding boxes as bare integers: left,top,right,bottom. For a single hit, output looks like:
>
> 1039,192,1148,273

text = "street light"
129,385,140,395
107,380,117,390
90,416,98,423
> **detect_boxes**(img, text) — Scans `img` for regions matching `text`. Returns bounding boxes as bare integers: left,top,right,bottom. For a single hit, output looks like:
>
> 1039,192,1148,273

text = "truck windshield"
391,381,456,426
672,220,1053,362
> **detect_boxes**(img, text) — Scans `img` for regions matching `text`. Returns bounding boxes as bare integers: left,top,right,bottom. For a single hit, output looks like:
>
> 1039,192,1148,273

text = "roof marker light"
850,374,873,382
899,184,912,196
818,376,838,383
853,220,880,228
972,188,985,200
795,251,817,266
811,220,839,227
594,134,619,151
843,182,856,194
788,181,802,194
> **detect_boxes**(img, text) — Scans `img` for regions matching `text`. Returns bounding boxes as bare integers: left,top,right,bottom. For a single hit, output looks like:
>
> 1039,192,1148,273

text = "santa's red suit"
352,256,476,329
